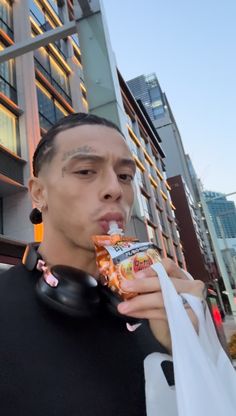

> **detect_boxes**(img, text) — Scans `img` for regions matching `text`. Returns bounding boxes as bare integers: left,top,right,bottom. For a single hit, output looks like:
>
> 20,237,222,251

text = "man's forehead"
55,124,131,158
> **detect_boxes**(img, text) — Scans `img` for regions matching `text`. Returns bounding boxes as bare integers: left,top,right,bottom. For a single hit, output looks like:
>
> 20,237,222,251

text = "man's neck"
38,234,98,277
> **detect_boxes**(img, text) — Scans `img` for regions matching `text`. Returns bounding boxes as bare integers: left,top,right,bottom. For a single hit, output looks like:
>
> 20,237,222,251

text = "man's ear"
28,177,47,210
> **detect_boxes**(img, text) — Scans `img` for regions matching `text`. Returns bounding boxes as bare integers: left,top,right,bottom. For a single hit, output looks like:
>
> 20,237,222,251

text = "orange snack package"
92,222,161,300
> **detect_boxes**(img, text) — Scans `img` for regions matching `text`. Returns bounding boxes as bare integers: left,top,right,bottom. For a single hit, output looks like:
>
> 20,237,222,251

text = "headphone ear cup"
36,265,101,318
98,285,142,325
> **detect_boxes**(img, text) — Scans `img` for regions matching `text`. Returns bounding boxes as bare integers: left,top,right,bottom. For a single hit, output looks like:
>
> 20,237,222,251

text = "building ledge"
0,173,27,197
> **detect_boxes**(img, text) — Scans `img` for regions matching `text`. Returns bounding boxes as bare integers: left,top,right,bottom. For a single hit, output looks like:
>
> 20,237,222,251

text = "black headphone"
23,243,140,324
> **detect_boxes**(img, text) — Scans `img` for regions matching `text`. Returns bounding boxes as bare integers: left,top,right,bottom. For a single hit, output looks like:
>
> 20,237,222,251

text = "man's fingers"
135,258,188,281
161,258,188,280
120,307,167,321
170,277,205,298
118,292,164,314
121,276,161,293
121,273,205,300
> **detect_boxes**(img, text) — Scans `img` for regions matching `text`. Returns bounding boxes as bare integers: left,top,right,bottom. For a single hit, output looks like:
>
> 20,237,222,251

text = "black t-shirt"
0,264,171,416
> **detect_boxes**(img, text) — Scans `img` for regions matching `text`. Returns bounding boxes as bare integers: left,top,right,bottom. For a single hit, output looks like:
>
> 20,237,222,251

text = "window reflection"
34,47,71,103
141,194,154,223
0,104,18,154
47,0,59,14
0,43,17,103
36,82,69,130
162,235,173,257
146,223,156,243
30,0,65,57
136,167,147,192
0,0,13,39
49,55,70,96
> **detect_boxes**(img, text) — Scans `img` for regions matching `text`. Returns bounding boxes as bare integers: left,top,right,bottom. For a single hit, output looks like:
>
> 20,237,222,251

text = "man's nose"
100,171,123,202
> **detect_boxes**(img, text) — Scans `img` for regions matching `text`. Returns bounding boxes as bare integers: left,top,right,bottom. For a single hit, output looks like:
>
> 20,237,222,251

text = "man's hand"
117,259,205,352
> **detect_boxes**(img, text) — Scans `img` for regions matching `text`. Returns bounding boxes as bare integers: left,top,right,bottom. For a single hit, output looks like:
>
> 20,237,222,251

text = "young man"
0,113,204,415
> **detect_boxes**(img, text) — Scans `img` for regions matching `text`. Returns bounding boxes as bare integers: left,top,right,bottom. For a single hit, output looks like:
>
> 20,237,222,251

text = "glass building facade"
127,73,165,122
204,191,236,239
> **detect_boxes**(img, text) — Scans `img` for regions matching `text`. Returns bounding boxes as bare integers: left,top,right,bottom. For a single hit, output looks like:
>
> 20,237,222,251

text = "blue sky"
102,0,236,204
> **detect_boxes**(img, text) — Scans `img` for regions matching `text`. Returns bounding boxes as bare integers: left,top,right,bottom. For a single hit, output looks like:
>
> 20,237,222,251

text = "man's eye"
118,174,134,183
74,170,96,176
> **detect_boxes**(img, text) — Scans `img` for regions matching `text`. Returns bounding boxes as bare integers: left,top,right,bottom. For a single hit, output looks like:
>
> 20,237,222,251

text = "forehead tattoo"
61,144,135,177
61,145,96,162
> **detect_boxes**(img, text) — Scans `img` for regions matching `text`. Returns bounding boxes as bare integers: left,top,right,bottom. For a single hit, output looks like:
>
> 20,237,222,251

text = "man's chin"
77,242,96,254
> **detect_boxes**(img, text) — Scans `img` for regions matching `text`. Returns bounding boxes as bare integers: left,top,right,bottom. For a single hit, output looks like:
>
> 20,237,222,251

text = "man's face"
40,124,135,251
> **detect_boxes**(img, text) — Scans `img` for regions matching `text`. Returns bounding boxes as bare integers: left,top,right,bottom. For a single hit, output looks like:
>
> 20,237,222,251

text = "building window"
30,0,65,58
141,193,154,223
146,223,156,243
49,54,70,96
0,104,18,154
153,186,162,209
47,0,59,14
0,0,13,39
163,235,172,258
30,0,61,29
157,208,168,235
175,244,183,265
36,81,69,130
152,104,164,119
0,43,17,103
129,139,143,161
34,47,71,103
136,167,147,192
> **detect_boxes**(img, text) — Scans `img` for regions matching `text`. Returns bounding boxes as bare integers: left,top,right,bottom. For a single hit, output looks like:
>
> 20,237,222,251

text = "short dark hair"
32,112,124,177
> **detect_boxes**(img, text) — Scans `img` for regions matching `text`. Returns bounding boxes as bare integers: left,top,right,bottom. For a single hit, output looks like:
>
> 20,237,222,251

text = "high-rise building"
126,73,165,123
203,191,236,285
127,73,195,195
168,175,212,281
128,73,214,281
204,191,236,239
185,155,217,271
0,1,185,269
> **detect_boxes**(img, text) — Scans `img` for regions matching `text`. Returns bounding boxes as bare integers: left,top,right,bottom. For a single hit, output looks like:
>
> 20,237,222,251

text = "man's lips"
97,213,125,233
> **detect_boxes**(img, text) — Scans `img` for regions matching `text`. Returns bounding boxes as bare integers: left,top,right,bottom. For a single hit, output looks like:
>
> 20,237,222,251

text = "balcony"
0,145,26,196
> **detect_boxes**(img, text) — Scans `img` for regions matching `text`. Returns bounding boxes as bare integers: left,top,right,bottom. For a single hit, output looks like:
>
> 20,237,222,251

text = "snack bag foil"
92,234,161,300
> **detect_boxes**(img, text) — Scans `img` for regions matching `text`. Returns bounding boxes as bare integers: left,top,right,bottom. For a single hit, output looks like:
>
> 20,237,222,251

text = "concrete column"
73,0,128,138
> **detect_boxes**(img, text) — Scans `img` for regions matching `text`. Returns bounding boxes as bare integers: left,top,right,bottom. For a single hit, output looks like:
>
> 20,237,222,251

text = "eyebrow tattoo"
61,145,96,162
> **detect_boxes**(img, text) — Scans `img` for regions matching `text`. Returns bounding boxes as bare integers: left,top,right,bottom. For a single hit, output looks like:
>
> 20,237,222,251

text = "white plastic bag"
150,262,236,416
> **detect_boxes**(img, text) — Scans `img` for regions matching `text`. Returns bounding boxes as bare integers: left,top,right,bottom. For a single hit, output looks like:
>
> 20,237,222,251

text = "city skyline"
102,0,236,205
